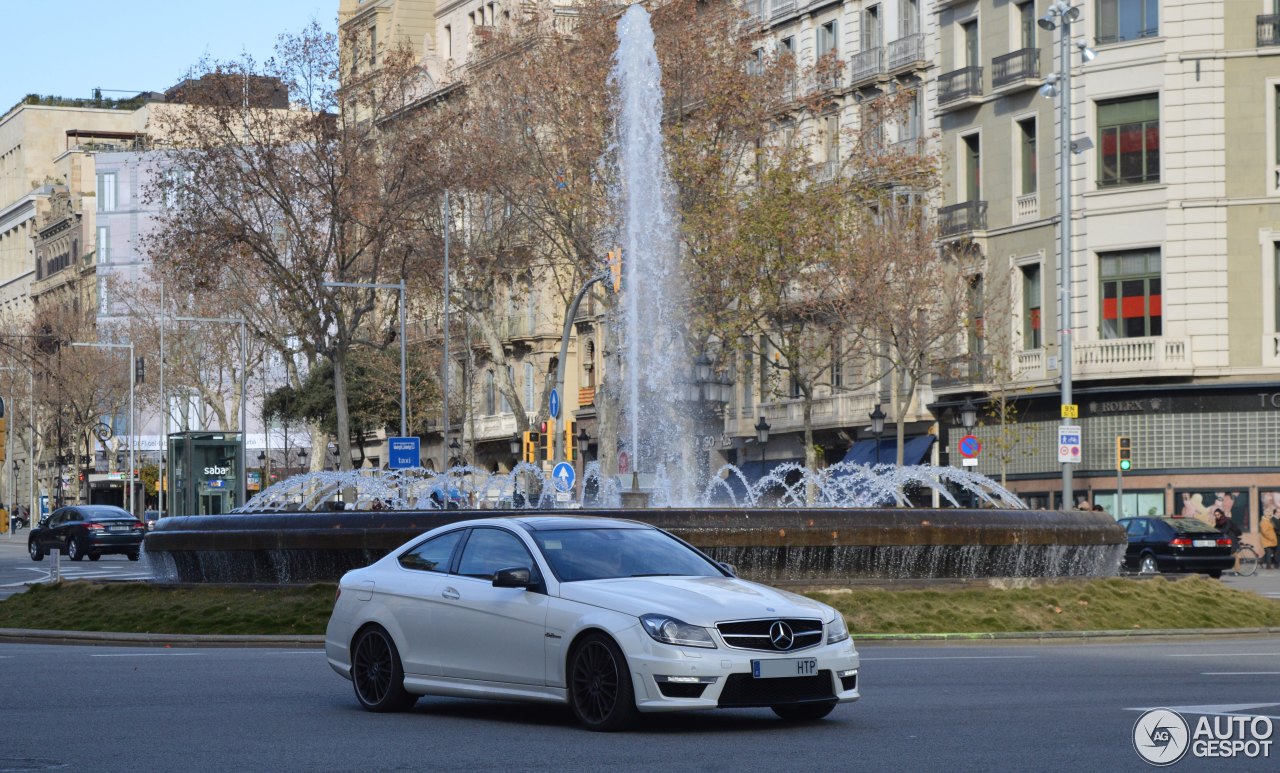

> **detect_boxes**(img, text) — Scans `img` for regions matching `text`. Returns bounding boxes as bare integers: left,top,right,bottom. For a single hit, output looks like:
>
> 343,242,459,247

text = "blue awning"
841,435,936,467
707,458,803,503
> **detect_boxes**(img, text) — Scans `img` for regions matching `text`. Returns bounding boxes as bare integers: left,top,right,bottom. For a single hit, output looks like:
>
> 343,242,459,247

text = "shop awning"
840,435,936,467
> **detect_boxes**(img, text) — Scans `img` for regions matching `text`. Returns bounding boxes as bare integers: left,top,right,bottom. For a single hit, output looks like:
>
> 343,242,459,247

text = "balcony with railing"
1014,192,1039,223
938,66,983,108
848,48,885,86
991,48,1040,90
1074,337,1190,377
1259,14,1280,47
744,0,765,25
938,200,988,237
886,34,925,73
466,412,520,443
728,389,933,437
770,0,795,19
931,354,991,390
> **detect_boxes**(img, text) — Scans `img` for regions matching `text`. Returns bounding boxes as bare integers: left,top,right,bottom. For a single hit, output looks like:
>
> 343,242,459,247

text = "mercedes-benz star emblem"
769,621,795,650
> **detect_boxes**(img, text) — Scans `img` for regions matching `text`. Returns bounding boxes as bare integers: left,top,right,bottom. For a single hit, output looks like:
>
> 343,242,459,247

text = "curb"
2,626,1279,648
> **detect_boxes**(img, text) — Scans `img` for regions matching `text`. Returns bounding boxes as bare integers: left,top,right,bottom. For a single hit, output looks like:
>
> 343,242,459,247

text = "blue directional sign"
552,461,576,492
388,437,421,469
549,388,560,419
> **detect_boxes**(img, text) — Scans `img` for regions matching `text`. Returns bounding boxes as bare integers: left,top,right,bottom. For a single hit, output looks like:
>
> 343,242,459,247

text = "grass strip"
0,576,1275,636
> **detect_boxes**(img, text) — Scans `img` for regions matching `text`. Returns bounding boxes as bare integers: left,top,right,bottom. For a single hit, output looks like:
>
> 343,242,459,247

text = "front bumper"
617,625,860,713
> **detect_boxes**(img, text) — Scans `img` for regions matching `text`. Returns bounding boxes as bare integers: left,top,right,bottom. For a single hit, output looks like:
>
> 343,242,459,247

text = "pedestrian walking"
1261,508,1279,570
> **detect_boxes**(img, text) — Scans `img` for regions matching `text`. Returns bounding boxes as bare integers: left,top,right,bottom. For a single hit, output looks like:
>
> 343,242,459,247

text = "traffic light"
135,356,145,383
522,431,540,463
543,422,554,462
1115,436,1132,472
564,420,575,462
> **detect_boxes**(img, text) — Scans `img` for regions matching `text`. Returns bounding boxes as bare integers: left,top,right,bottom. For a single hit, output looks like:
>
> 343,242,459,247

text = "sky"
0,0,337,113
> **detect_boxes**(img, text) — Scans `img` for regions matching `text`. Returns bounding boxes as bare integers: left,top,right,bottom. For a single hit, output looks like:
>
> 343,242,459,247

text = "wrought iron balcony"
886,34,925,72
1259,14,1280,47
848,48,885,86
938,200,988,237
991,48,1040,89
938,66,983,107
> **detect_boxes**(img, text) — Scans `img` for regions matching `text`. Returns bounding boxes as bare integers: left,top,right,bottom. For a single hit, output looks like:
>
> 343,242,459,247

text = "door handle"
442,587,460,600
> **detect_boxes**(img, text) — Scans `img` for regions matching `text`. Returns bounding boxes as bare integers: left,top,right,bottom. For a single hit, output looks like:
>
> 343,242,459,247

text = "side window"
1124,520,1148,537
457,528,536,579
399,530,465,573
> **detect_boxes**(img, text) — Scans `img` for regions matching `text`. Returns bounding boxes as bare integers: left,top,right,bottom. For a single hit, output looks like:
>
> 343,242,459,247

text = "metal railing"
938,200,988,236
992,48,1040,88
848,48,885,84
939,66,983,105
1259,14,1280,47
1015,192,1039,222
886,34,924,71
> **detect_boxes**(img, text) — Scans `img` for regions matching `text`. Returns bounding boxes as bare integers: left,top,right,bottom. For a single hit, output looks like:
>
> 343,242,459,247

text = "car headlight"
826,614,850,645
639,614,717,649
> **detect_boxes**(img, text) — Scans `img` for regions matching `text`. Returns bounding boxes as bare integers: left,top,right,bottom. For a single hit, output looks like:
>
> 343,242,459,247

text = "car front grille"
717,672,835,708
716,618,824,652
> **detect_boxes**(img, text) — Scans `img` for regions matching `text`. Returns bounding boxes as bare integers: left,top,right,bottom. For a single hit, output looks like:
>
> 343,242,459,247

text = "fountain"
145,6,1125,584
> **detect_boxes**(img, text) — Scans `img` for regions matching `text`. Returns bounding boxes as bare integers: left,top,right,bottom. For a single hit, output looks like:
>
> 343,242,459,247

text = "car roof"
509,515,652,532
1123,516,1219,532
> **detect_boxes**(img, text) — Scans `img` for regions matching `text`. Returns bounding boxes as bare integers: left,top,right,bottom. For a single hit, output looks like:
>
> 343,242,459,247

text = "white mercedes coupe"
325,516,860,731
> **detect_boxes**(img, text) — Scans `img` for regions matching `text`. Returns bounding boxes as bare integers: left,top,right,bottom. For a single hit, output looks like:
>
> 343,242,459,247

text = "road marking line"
861,655,1037,661
1200,671,1280,676
265,651,324,655
1167,653,1280,657
89,653,204,658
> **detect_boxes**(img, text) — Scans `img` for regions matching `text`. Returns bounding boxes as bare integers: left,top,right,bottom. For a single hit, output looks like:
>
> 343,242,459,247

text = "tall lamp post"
1038,1,1096,509
869,404,886,467
70,341,135,515
753,416,770,465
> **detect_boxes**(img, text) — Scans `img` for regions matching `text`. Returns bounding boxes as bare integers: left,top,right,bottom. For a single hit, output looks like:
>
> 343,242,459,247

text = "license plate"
752,657,819,679
108,525,129,532
1192,540,1215,548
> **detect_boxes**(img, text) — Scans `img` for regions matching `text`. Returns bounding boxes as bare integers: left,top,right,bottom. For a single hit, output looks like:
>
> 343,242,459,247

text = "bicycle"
1233,544,1260,577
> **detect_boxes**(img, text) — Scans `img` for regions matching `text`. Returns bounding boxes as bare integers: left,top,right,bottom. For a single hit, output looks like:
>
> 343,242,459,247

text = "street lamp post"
959,398,978,434
1037,0,1096,509
869,404,886,467
70,341,135,516
753,416,770,466
320,281,407,443
0,367,34,528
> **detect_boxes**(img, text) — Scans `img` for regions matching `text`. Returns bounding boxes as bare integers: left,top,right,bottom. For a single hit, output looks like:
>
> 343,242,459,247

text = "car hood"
556,576,833,626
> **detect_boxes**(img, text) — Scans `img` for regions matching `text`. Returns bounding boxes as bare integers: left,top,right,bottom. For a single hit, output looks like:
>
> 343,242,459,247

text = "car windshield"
1161,518,1220,534
81,507,134,522
531,527,724,582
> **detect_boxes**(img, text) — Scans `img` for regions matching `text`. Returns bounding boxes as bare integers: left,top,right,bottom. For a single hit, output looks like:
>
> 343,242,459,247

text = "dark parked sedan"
28,505,145,562
1117,516,1235,578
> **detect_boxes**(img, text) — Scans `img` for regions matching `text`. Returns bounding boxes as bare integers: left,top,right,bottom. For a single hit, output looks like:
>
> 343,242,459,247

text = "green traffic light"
1119,460,1131,471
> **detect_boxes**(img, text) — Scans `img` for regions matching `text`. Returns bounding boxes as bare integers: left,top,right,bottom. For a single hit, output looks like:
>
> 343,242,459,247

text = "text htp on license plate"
753,657,818,679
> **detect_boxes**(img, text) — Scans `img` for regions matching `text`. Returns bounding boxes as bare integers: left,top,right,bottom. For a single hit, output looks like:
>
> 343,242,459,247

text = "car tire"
67,537,84,562
89,553,101,561
28,539,44,561
568,633,638,732
127,551,140,562
1138,554,1158,575
772,700,838,722
1207,570,1222,579
350,626,417,713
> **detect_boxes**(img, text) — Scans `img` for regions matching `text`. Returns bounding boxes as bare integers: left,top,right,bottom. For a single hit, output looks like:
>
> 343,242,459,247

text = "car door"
42,509,68,550
434,527,549,685
1122,519,1147,568
377,528,467,677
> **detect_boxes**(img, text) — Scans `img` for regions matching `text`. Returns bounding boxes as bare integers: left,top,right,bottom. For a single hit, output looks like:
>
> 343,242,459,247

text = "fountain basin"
144,508,1125,584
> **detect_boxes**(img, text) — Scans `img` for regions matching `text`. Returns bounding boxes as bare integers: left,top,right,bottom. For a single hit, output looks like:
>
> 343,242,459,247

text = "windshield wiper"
627,573,685,577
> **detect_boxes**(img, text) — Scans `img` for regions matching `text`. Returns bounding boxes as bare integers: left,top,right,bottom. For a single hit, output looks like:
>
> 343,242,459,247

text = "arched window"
584,340,596,388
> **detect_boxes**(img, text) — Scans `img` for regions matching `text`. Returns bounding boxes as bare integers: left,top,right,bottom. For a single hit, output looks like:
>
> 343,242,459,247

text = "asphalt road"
0,532,153,600
0,637,1277,772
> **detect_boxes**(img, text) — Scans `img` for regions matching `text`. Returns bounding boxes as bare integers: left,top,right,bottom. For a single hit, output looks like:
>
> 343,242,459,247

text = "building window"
523,362,535,408
900,0,919,37
822,113,839,164
97,172,116,212
963,133,981,200
831,335,844,389
817,20,838,58
1100,248,1162,339
1017,117,1036,195
902,89,922,141
444,25,452,59
501,365,512,412
368,24,377,66
1021,263,1042,349
1098,94,1159,188
968,274,985,355
1273,83,1280,193
779,36,794,55
97,225,109,263
961,19,979,67
862,5,882,50
1016,1,1036,49
485,370,496,415
1096,0,1158,45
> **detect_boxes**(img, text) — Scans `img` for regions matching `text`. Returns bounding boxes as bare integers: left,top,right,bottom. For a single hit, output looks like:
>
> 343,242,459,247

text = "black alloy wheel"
67,536,84,562
89,553,100,561
350,626,416,712
28,539,44,561
127,550,140,562
772,700,838,722
1138,554,1158,575
569,633,638,732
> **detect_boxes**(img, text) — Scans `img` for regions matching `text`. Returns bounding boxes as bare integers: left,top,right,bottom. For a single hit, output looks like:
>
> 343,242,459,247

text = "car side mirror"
39,518,48,527
492,566,533,588
718,562,737,576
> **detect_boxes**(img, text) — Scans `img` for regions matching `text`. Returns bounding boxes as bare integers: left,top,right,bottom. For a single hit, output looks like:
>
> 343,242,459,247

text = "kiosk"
167,431,244,517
